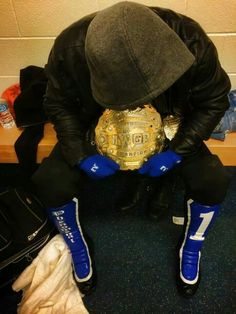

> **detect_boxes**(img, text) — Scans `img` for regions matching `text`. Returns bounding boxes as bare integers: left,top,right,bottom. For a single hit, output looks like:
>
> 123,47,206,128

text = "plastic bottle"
0,98,15,128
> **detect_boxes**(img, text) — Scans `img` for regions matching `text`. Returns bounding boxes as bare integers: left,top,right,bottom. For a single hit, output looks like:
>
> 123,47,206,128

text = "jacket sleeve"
44,47,98,167
169,38,231,157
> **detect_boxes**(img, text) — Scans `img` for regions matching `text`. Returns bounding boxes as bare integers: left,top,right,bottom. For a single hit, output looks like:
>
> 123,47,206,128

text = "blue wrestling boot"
47,198,95,295
177,200,220,298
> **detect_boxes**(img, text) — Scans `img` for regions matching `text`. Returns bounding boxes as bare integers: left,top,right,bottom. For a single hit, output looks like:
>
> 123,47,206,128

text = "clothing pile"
1,65,48,177
211,89,236,140
12,234,89,314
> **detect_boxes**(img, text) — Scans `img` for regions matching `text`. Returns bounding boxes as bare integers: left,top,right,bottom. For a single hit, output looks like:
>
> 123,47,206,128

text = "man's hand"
79,154,120,179
138,150,182,177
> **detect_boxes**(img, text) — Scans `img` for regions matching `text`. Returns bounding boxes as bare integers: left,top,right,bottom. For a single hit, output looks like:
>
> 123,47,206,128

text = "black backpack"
0,187,55,289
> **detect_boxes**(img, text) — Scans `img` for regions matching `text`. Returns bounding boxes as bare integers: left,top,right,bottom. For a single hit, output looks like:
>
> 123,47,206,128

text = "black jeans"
31,143,231,208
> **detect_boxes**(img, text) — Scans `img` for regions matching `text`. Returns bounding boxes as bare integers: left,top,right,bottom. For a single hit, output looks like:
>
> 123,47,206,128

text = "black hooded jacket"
44,6,231,167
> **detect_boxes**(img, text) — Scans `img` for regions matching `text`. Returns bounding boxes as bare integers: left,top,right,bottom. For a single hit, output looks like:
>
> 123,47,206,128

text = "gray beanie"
85,1,195,109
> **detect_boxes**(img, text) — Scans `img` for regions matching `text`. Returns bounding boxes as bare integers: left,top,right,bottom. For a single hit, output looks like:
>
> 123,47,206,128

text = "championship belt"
95,104,165,170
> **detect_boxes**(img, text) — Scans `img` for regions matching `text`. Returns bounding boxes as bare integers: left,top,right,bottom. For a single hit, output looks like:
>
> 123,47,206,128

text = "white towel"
12,234,89,314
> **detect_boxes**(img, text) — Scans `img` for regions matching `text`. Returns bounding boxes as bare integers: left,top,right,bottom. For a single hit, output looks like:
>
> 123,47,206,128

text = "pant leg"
31,143,83,208
32,144,95,295
177,144,231,205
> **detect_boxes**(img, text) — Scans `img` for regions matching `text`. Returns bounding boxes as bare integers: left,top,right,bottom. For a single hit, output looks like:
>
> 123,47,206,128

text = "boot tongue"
85,1,195,109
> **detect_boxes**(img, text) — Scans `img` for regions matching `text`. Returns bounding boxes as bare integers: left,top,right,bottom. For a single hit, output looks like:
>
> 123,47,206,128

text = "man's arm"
44,47,98,167
169,38,231,156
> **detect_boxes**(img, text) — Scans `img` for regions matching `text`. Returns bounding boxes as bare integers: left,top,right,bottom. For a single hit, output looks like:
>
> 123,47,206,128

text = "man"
32,1,231,298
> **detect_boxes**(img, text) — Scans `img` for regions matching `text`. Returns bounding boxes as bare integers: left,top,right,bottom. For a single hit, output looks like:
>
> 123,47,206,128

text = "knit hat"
85,1,195,110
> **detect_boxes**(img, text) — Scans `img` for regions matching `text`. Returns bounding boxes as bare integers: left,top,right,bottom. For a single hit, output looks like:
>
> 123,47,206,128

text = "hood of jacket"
85,1,195,110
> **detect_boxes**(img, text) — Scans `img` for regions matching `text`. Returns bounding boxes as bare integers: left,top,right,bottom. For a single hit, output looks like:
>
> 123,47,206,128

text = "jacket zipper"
27,218,49,241
0,234,51,270
17,234,50,263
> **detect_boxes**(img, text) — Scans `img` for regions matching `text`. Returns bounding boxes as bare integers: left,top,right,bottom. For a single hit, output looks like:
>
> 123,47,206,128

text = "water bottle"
0,98,15,129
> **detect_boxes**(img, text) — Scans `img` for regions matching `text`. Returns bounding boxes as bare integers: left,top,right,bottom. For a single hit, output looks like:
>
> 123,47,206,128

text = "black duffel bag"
0,187,55,289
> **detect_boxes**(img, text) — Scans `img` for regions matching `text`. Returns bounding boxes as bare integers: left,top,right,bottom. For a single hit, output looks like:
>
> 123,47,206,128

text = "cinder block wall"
0,0,236,93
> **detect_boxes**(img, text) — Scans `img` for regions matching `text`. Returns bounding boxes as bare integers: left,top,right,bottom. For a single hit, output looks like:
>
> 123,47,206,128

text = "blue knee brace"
47,198,92,282
180,200,220,284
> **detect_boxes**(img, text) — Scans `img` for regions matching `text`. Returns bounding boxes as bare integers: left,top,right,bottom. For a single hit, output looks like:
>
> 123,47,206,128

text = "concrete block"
229,75,236,90
98,0,186,14
210,35,236,72
0,39,54,76
0,0,19,36
0,77,19,95
186,0,236,33
222,36,236,72
13,0,99,37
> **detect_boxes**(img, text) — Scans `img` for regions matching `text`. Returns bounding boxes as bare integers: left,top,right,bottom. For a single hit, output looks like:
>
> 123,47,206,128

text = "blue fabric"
180,201,220,282
47,198,92,281
211,90,236,140
79,154,120,179
138,150,182,177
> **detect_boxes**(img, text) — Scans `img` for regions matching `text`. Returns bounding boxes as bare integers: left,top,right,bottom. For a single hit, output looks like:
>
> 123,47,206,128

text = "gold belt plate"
95,104,165,170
